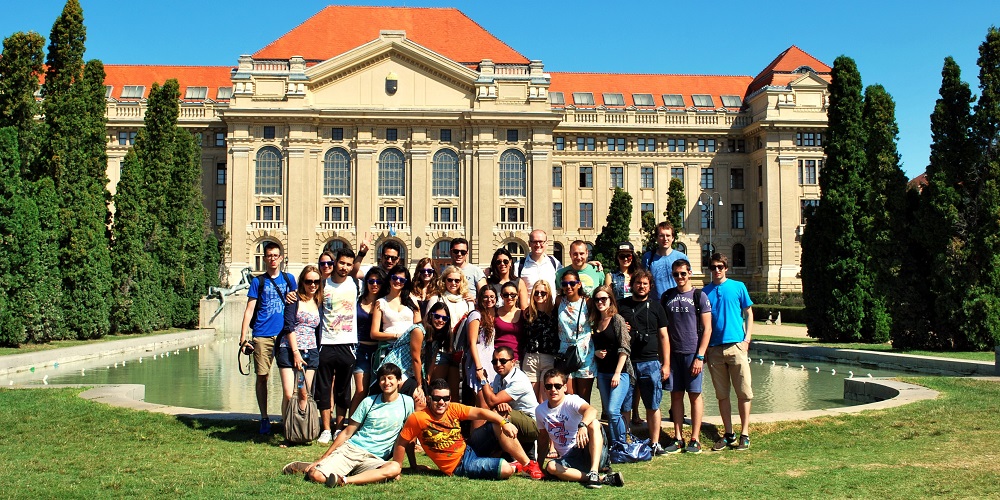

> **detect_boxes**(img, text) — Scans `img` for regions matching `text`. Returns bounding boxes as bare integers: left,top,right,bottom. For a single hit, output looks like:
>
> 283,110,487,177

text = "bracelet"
696,354,705,361
578,421,587,429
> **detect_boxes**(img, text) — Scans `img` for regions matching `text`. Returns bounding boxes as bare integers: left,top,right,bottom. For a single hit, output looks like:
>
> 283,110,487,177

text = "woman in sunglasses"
411,257,438,316
465,286,500,424
606,242,640,301
556,269,596,404
589,285,633,445
371,265,421,394
277,265,324,433
493,281,526,364
425,265,475,397
522,280,560,402
417,301,452,392
349,266,387,415
485,248,529,309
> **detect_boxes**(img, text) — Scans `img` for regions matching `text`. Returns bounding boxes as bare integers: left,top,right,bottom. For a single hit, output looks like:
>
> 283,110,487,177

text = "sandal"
325,472,346,488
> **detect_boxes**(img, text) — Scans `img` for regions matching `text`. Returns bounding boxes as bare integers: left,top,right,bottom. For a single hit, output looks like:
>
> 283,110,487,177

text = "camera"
240,340,255,355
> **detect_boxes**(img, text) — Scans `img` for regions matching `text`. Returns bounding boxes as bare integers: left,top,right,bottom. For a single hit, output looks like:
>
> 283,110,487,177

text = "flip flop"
282,461,310,475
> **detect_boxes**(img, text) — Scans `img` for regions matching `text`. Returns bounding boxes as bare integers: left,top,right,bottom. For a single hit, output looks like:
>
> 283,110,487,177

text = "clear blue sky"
5,0,1000,179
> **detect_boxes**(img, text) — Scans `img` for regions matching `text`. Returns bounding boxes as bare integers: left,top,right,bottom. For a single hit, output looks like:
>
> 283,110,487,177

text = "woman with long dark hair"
411,257,438,316
606,241,640,300
493,281,526,362
485,248,528,309
556,268,596,403
589,285,633,444
349,266,387,415
277,265,324,421
465,285,499,422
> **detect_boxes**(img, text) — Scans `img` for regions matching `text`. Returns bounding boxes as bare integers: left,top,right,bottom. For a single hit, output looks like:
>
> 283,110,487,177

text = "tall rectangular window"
215,132,225,147
325,206,350,221
434,206,457,222
610,167,624,188
500,206,525,223
555,137,565,150
798,159,820,184
641,203,654,219
641,167,654,188
759,202,764,227
671,167,684,183
441,129,452,142
701,168,714,189
256,204,281,221
215,200,225,226
668,138,685,152
731,204,745,229
332,127,344,141
730,168,744,189
700,205,716,229
577,138,585,151
580,166,593,188
586,137,595,151
216,163,226,185
801,199,820,223
552,166,563,187
698,139,716,152
263,126,275,140
507,129,519,142
638,138,656,152
580,203,594,228
553,203,563,228
386,128,398,141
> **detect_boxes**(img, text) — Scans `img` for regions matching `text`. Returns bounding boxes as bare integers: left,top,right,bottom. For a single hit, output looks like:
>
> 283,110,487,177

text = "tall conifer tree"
594,188,633,270
0,32,46,170
801,56,874,342
664,177,686,241
110,150,160,333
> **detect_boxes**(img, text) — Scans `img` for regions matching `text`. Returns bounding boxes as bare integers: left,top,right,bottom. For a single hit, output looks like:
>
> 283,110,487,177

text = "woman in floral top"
278,265,324,418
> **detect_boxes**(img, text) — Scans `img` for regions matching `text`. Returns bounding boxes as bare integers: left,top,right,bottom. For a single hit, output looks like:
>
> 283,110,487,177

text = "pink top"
493,314,526,362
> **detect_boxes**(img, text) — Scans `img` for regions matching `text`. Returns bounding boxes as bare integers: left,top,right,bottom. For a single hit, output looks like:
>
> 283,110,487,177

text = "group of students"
242,222,755,488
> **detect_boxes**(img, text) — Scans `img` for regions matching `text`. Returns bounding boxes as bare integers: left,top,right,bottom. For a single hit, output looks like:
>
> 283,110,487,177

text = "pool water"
12,331,906,417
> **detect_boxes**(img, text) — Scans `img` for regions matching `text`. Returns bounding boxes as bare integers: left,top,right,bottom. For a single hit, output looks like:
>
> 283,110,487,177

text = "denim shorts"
353,343,378,375
668,352,704,394
453,425,503,479
275,347,319,370
633,360,663,410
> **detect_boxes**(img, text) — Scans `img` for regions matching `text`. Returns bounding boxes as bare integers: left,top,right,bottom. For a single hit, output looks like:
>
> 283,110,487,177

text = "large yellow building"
101,5,830,292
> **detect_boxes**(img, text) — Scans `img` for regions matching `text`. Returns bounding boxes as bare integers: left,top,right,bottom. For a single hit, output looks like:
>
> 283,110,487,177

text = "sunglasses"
561,281,580,288
421,268,435,275
533,291,548,297
594,296,610,304
495,259,511,266
318,261,334,267
710,264,726,271
446,278,463,284
482,295,497,301
544,383,565,390
502,292,518,299
617,254,632,260
430,395,451,403
491,358,512,366
390,275,408,284
430,313,450,322
383,255,399,261
451,249,468,255
366,278,381,285
304,279,322,286
672,271,689,278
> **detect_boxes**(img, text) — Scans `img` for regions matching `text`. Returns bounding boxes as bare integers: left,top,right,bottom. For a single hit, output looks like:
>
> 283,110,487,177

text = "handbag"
555,303,586,373
283,370,320,444
609,433,652,464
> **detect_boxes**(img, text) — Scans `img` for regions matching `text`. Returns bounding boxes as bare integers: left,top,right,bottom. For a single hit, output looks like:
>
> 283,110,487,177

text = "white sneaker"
317,430,333,444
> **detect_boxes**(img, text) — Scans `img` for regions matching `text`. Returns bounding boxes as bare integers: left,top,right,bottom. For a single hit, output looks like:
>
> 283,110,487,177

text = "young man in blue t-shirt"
642,221,689,301
239,242,296,434
702,253,754,452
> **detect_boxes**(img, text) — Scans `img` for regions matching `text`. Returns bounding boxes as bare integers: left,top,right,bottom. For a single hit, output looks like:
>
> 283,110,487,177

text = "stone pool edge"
752,341,998,376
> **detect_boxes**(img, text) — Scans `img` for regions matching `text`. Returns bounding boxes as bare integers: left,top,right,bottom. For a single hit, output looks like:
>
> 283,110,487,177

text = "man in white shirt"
519,229,562,302
535,369,623,489
316,248,360,443
481,346,539,459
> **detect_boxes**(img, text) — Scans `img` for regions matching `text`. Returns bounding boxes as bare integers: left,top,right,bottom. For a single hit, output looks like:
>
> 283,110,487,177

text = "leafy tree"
964,26,1000,350
110,150,160,333
0,128,39,345
801,56,876,342
664,177,685,243
593,188,633,270
0,31,46,170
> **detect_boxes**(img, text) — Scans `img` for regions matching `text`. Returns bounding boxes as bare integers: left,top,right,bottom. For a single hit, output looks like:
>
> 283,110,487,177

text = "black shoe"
601,472,625,487
735,434,750,451
712,433,737,451
663,439,684,454
582,470,602,489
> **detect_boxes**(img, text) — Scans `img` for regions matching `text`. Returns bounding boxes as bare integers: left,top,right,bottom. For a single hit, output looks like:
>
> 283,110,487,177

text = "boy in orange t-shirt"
394,379,542,479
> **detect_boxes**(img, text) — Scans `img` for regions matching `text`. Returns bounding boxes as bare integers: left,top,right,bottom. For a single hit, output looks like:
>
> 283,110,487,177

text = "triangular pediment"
788,71,830,89
306,31,480,93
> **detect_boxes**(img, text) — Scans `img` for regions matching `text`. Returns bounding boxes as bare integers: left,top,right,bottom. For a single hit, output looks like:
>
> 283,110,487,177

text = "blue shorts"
353,343,377,375
275,347,319,370
453,425,503,479
634,360,664,410
668,352,704,394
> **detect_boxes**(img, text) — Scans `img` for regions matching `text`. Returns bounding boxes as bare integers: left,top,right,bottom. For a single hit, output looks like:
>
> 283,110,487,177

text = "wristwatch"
696,354,705,361
578,421,587,429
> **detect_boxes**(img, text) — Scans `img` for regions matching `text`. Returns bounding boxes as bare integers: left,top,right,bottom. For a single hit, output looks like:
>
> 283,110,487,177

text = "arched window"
552,242,564,264
432,149,459,197
432,240,452,270
586,242,595,261
498,149,526,197
324,239,349,254
254,239,281,272
323,148,351,196
702,244,716,267
377,240,407,265
255,147,282,195
676,242,688,256
378,148,405,196
505,241,526,262
733,243,746,268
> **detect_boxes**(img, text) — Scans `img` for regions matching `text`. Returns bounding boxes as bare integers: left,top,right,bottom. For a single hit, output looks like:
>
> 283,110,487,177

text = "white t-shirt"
535,394,586,457
461,263,485,298
490,366,538,415
520,254,560,302
321,277,358,345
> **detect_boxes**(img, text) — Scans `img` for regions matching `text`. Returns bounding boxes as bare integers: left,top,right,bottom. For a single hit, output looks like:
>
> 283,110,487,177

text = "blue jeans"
596,371,631,444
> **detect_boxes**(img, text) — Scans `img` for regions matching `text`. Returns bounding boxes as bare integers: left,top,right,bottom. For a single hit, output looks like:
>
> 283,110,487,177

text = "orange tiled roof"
548,72,754,108
748,46,831,94
253,6,528,65
103,65,234,100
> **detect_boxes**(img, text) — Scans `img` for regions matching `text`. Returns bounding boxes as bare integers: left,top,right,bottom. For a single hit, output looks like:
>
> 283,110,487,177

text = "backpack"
517,255,560,276
610,433,653,463
661,287,704,335
249,271,294,329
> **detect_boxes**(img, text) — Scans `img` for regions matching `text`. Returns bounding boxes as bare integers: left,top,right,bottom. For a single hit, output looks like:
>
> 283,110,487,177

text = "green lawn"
0,329,186,356
1,378,999,498
754,335,996,362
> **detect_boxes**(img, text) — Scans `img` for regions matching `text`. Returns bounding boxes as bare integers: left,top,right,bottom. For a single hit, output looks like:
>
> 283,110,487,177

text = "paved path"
754,322,810,339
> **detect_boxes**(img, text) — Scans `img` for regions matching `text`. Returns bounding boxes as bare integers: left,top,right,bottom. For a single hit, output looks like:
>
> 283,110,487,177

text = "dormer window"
105,86,113,98
121,85,145,99
692,94,715,107
720,95,743,108
794,65,817,74
662,94,684,107
632,93,655,106
185,87,208,100
602,93,625,106
572,92,595,106
549,92,565,105
217,87,233,100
